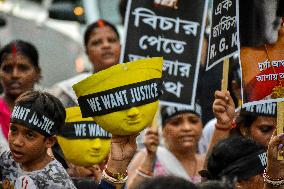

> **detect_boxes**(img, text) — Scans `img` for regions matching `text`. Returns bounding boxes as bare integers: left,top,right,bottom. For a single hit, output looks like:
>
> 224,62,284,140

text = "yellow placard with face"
73,57,163,135
57,106,111,166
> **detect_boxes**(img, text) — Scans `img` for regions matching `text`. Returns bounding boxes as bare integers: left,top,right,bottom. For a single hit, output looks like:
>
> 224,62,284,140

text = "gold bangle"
104,166,128,181
102,169,128,184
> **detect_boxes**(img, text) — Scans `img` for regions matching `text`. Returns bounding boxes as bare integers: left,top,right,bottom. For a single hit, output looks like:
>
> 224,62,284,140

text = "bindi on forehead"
12,43,17,57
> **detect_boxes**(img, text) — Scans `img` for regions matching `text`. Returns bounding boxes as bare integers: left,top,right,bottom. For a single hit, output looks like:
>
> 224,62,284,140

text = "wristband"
136,168,153,178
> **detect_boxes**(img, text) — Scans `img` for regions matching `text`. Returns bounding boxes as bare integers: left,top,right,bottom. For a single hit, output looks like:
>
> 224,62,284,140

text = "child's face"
8,123,50,169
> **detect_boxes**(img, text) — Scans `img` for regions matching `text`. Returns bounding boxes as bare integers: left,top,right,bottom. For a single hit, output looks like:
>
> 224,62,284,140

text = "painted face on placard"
57,107,111,166
58,137,110,166
73,57,163,135
95,102,159,135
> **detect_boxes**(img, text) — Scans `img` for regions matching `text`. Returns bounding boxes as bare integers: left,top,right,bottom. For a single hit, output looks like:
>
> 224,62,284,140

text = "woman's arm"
99,134,137,189
127,128,159,189
203,90,235,169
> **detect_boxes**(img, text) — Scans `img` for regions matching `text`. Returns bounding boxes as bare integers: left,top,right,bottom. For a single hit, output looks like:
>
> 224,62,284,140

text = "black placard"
120,0,207,110
206,0,239,70
77,78,163,117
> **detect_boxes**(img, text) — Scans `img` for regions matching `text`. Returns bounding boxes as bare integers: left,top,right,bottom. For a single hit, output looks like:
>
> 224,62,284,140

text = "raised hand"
213,90,235,129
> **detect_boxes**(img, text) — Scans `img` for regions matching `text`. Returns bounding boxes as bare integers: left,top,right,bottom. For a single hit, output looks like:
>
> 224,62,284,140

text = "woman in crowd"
201,135,267,189
203,90,276,171
127,105,204,189
211,90,276,148
0,40,41,149
202,131,284,189
50,19,121,107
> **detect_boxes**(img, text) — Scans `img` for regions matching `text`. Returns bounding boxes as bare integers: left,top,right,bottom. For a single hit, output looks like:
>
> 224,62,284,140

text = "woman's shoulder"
0,96,10,113
0,96,7,105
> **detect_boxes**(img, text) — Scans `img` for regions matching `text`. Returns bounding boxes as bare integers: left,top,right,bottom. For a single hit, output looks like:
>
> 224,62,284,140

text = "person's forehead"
91,26,118,37
173,112,199,119
10,122,40,134
166,112,200,123
254,116,276,124
1,53,34,67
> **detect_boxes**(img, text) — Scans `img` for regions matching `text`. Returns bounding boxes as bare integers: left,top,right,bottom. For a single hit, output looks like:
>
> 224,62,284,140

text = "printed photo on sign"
206,0,239,70
121,0,208,110
240,27,284,107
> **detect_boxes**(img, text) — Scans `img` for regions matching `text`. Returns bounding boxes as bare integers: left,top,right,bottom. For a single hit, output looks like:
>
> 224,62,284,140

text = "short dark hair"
14,90,66,136
227,56,241,107
229,111,258,137
119,0,128,24
0,40,39,68
160,104,202,127
136,176,198,189
83,19,120,49
197,178,235,189
204,136,266,182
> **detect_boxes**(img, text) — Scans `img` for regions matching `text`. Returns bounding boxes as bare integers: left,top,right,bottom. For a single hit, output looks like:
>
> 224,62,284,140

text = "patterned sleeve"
0,150,11,168
35,160,77,189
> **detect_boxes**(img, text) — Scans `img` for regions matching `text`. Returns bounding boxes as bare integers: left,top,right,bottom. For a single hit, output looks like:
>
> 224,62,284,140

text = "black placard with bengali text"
206,0,239,70
120,0,207,110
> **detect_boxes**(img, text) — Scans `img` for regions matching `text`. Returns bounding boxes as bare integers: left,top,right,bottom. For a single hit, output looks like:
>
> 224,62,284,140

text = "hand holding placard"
277,101,284,160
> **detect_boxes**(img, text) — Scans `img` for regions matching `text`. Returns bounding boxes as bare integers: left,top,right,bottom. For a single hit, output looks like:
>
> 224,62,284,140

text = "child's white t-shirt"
0,150,77,189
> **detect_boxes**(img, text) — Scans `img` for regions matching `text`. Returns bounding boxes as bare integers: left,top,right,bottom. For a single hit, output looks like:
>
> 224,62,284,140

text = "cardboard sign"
121,0,208,110
73,57,163,135
77,78,162,117
241,28,284,107
57,107,111,166
206,0,239,70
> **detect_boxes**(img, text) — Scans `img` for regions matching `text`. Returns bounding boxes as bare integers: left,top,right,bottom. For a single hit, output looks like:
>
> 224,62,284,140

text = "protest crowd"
0,0,284,188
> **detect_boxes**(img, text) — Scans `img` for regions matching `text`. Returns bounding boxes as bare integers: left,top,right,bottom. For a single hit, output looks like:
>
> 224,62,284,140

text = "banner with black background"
60,122,112,139
120,0,208,109
78,78,162,117
206,0,239,70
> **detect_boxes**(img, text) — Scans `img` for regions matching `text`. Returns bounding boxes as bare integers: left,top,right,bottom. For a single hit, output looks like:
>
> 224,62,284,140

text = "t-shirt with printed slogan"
0,150,77,189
